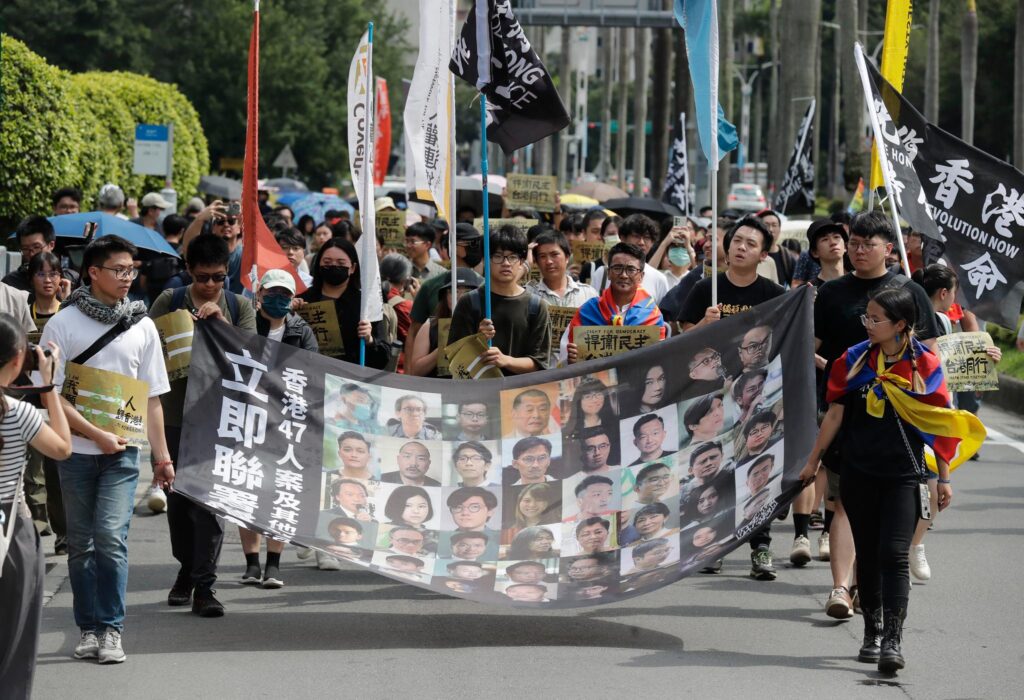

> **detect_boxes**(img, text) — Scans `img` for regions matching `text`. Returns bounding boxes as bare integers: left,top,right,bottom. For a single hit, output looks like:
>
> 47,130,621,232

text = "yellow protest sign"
573,325,662,361
376,210,407,248
506,174,558,212
547,306,578,366
444,333,503,380
473,217,539,237
935,331,999,392
571,240,607,263
154,310,195,382
296,301,345,358
61,363,149,447
436,318,452,377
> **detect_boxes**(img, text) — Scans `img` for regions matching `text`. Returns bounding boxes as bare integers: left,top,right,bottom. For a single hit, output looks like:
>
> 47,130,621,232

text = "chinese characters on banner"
473,218,539,237
61,364,149,448
547,306,578,367
176,290,816,608
573,326,663,362
295,301,344,359
376,210,407,248
935,332,999,392
505,174,558,212
155,310,196,382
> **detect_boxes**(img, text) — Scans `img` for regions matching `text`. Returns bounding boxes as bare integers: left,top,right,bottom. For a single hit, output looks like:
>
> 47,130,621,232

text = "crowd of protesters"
0,178,1014,693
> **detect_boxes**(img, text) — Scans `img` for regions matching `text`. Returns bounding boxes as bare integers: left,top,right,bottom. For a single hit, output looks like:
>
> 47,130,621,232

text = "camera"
23,343,52,373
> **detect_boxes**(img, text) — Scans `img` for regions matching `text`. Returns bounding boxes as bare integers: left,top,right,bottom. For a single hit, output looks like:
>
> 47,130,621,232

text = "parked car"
728,183,767,212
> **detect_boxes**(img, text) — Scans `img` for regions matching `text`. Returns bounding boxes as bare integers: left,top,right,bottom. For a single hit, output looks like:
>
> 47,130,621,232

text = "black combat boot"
857,608,883,663
878,607,906,673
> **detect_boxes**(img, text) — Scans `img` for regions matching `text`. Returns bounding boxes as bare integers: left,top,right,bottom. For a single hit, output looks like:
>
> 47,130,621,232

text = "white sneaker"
789,535,812,567
910,544,931,581
316,550,342,571
145,484,167,513
296,546,315,561
817,532,831,561
73,630,99,659
98,629,126,664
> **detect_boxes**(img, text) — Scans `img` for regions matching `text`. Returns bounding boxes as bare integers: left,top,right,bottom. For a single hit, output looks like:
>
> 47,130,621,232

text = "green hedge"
0,36,208,227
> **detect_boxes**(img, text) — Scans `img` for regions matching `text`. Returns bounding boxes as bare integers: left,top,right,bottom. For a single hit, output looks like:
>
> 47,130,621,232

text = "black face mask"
461,242,483,268
320,266,350,286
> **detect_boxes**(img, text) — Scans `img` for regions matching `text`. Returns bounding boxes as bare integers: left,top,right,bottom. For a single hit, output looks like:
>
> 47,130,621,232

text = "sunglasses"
194,273,227,284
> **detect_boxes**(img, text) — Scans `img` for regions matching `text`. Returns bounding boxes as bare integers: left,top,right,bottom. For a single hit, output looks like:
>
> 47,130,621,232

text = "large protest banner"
175,290,816,608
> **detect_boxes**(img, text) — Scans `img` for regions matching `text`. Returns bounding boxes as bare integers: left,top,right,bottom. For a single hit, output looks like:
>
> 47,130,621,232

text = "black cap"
440,267,484,291
454,222,482,241
806,218,848,250
430,218,449,232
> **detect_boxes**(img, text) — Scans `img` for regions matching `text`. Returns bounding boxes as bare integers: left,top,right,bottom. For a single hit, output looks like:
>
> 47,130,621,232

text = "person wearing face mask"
148,234,257,617
296,238,390,369
254,269,318,351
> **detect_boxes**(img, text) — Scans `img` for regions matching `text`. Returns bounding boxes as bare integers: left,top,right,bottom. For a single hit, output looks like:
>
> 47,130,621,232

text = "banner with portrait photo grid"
175,289,816,607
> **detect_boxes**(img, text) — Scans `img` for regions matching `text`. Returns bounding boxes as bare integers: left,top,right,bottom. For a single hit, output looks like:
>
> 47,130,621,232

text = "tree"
773,0,821,190
1016,0,1024,168
838,0,862,190
961,0,978,145
925,0,941,122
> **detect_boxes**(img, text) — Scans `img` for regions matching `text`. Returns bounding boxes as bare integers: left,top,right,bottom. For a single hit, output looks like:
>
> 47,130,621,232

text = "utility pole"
557,26,572,187
599,27,614,179
616,27,630,189
632,27,650,195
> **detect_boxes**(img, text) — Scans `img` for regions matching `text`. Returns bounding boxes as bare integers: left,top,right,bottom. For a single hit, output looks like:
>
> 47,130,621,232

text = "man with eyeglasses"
589,214,670,303
381,441,441,486
451,441,498,487
452,401,490,441
443,488,500,556
387,395,441,439
387,525,430,557
811,211,938,613
42,236,173,662
148,234,256,617
404,222,447,280
509,437,556,485
449,227,551,375
738,325,773,372
562,242,668,365
4,215,81,293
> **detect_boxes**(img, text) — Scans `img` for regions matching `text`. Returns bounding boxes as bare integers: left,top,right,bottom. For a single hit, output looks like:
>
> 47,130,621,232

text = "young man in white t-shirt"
41,235,172,665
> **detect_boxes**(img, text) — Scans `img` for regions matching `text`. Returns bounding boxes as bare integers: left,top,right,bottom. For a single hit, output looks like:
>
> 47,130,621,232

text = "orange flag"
241,4,306,293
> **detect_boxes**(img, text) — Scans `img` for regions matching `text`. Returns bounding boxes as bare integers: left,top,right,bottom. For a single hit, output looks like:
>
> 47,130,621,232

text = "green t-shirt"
148,286,257,426
409,271,450,324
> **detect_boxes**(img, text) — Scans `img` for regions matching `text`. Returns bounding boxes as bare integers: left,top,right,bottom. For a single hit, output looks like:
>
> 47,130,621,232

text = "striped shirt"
0,396,44,505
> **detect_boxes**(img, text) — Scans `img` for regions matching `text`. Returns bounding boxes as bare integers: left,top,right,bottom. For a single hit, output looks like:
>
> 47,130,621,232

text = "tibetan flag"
240,3,305,294
827,339,986,471
568,288,668,338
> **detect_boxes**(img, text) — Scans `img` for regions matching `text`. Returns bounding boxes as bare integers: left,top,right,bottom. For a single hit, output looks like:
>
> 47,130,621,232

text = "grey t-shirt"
449,288,551,374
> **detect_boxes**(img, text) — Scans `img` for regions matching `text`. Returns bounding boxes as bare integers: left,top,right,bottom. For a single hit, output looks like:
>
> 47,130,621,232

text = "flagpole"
448,0,458,308
854,43,912,276
709,21,719,308
479,94,492,342
360,21,375,367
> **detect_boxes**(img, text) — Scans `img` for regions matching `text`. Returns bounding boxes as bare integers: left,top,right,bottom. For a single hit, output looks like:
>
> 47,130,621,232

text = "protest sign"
176,289,816,608
445,334,503,381
473,217,539,237
296,301,344,359
935,331,999,391
571,241,607,264
376,210,407,248
573,326,662,361
61,364,149,448
435,318,452,377
506,174,558,212
547,306,578,366
155,310,195,382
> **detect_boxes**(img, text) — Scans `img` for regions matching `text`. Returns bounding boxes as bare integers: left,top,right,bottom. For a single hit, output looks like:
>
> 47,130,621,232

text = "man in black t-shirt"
679,216,784,581
679,216,785,331
811,210,939,618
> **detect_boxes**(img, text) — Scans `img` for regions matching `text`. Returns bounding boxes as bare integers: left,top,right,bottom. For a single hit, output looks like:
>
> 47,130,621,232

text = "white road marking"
984,428,1024,457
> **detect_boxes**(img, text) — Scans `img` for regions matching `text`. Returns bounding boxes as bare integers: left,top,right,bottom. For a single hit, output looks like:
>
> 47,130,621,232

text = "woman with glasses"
27,252,64,336
296,238,390,368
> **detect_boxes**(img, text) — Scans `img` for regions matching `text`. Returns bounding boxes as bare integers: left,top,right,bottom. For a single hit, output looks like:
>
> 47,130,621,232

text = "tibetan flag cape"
568,288,668,336
827,339,986,471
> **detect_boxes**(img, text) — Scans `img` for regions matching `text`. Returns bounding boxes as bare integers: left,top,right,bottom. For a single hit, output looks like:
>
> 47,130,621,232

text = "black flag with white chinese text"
772,100,815,214
449,0,571,153
662,113,692,215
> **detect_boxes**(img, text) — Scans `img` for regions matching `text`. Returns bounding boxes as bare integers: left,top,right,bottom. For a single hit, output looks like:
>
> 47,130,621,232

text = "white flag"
348,28,383,322
404,0,455,221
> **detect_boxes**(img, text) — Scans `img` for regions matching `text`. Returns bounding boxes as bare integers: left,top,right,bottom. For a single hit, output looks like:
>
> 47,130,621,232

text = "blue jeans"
58,449,140,633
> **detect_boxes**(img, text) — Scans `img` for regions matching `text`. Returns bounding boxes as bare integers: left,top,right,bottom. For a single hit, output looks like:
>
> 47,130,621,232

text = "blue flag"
674,0,738,163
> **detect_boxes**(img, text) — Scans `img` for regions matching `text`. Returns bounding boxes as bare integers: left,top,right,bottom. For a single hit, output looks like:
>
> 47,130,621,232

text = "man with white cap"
132,192,172,232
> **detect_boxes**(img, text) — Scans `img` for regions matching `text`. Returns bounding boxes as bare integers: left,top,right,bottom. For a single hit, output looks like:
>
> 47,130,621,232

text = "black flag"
662,113,692,215
866,60,1024,329
449,0,570,153
772,99,816,213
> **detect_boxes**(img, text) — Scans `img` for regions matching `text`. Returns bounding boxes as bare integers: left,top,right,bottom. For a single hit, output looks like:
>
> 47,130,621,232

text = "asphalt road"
32,404,1024,700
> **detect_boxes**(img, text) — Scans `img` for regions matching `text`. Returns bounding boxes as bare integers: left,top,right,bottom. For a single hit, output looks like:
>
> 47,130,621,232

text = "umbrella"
568,182,629,201
198,175,242,200
274,191,308,207
262,177,309,192
455,176,503,218
290,193,354,225
468,173,507,192
600,197,683,219
560,193,601,210
10,212,180,258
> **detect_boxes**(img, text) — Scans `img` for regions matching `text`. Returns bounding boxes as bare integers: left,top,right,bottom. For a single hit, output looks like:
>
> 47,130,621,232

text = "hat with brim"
259,268,296,295
439,267,484,292
806,218,848,252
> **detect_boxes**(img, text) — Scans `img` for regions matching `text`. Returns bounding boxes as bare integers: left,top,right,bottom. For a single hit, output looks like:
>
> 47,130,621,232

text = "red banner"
241,9,306,293
373,77,391,187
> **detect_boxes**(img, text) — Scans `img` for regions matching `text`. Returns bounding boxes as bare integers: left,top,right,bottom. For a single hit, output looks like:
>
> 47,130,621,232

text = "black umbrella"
198,175,243,200
601,197,683,220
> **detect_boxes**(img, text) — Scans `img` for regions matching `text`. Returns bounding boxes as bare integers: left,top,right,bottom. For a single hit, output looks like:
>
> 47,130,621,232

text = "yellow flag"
869,0,915,190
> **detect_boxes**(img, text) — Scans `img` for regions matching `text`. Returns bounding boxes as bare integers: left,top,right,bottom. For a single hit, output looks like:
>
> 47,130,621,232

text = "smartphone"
226,201,241,218
673,216,685,229
918,482,932,520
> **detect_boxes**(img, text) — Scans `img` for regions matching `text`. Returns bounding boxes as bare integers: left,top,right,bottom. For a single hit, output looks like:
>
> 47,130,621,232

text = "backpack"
170,286,241,325
465,287,542,326
380,294,406,372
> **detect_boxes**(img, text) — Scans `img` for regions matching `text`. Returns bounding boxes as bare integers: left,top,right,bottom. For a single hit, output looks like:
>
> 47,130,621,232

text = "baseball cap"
806,218,848,250
374,196,398,212
439,267,484,291
454,222,482,241
97,183,125,208
259,268,296,295
185,197,205,214
141,192,172,209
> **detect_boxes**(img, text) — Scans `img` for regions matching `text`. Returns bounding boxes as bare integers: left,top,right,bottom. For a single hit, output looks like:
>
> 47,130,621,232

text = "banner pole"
448,0,458,308
854,43,912,276
360,20,375,367
480,94,492,344
709,14,719,308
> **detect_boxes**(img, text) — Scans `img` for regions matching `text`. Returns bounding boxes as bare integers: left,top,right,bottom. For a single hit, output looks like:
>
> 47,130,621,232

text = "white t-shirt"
590,263,670,304
267,324,286,343
0,397,43,505
41,306,170,455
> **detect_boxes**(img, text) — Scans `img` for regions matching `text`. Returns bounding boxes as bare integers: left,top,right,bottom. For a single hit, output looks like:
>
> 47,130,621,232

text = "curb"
984,375,1024,416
